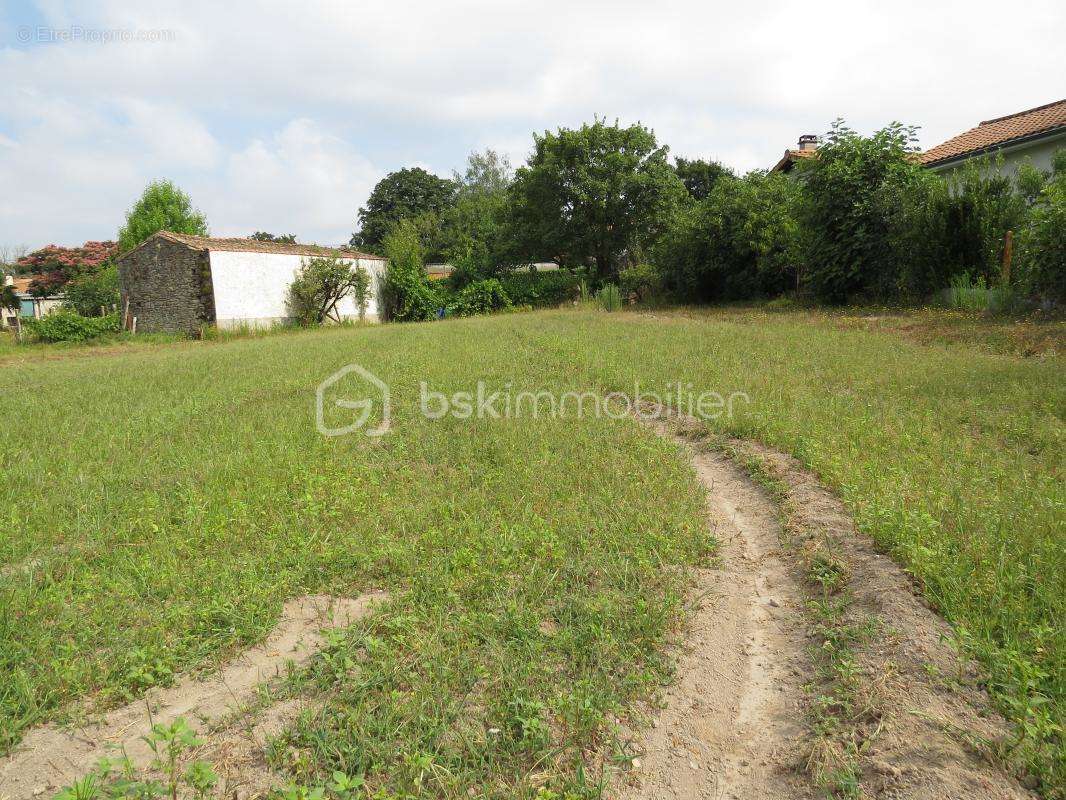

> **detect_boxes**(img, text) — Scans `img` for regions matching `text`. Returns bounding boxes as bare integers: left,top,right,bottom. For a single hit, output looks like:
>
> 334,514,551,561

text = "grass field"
1,308,1062,795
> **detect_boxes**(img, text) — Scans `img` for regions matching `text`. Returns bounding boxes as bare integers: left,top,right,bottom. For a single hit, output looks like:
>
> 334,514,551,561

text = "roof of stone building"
921,99,1066,166
117,231,386,261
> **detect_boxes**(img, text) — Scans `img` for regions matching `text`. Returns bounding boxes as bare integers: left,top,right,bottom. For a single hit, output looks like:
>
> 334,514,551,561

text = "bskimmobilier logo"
315,363,750,438
316,364,391,437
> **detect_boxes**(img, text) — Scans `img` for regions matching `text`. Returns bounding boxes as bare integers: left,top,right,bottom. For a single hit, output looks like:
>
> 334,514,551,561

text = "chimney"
798,134,818,152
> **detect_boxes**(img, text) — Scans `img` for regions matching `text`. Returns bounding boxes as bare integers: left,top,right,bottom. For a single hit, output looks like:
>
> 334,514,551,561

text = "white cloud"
205,118,382,246
2,0,1064,247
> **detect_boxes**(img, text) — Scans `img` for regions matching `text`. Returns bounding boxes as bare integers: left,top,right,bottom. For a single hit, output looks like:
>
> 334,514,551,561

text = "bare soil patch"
615,416,815,800
0,592,386,800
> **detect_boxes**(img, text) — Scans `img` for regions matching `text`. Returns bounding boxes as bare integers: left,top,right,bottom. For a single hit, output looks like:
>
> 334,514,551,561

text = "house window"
19,299,35,318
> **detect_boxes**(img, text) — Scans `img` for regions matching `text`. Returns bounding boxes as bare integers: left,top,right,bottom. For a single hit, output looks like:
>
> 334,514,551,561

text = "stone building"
116,232,386,335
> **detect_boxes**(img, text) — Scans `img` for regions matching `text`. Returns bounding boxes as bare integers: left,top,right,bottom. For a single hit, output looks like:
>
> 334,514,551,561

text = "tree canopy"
434,150,514,281
674,158,734,201
508,119,685,280
250,231,297,244
118,180,208,254
351,168,456,252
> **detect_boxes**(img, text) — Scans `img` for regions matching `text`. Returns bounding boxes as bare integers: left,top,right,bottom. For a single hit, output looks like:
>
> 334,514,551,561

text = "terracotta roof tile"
771,148,816,173
921,99,1066,166
119,231,385,261
8,275,60,295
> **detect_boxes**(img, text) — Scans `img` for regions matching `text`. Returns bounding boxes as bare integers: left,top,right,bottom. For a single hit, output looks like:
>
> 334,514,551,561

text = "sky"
1,0,1064,251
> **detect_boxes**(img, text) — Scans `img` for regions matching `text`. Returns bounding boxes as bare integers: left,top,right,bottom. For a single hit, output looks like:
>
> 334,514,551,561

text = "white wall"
208,251,386,328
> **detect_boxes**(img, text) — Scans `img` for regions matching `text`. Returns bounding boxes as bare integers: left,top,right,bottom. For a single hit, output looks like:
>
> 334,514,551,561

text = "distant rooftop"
921,99,1066,167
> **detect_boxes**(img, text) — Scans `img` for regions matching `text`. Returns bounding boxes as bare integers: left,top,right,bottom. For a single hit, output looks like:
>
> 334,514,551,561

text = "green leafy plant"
507,118,686,282
184,761,218,800
495,269,583,308
278,784,325,800
654,170,802,302
596,283,622,311
800,119,924,302
25,309,121,343
328,771,365,799
447,278,512,317
351,167,456,252
1017,148,1066,302
618,263,661,303
142,717,203,800
287,257,370,326
64,264,120,317
381,219,441,322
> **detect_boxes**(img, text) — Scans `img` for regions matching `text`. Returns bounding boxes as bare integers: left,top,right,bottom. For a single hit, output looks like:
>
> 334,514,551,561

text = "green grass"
1,307,1063,796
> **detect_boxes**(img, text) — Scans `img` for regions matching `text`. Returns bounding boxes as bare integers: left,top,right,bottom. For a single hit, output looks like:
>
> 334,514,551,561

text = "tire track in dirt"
730,439,1035,800
616,417,814,800
0,592,387,800
617,410,1035,800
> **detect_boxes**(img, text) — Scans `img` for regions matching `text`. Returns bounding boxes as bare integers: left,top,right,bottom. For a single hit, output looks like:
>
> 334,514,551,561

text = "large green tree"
435,150,514,282
117,180,208,254
674,157,734,201
508,119,685,281
351,168,456,252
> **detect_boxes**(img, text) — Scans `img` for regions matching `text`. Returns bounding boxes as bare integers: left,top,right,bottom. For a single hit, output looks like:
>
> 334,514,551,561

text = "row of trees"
8,117,1062,336
354,118,1065,310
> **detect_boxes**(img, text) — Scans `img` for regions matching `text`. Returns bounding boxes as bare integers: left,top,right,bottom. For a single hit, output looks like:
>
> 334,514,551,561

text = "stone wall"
117,237,214,335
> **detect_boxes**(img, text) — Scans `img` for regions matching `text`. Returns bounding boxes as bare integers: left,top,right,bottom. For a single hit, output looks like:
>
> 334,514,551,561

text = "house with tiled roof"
769,134,819,174
1,274,65,329
921,99,1066,176
116,231,386,334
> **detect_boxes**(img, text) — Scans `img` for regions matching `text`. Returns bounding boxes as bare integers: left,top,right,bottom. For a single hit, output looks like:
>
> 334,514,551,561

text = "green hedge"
496,270,583,308
25,309,121,342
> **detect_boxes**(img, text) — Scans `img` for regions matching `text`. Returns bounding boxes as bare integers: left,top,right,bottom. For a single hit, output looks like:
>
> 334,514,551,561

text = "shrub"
1017,149,1066,303
654,171,802,302
496,270,583,308
448,279,512,316
287,257,370,326
800,120,926,303
26,309,121,342
15,242,118,297
596,283,623,311
381,220,442,322
63,264,120,317
618,262,661,302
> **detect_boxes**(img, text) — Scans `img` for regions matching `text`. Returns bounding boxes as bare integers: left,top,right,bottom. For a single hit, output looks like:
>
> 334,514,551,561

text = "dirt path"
0,592,386,800
615,413,1034,800
616,417,815,800
730,439,1035,799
